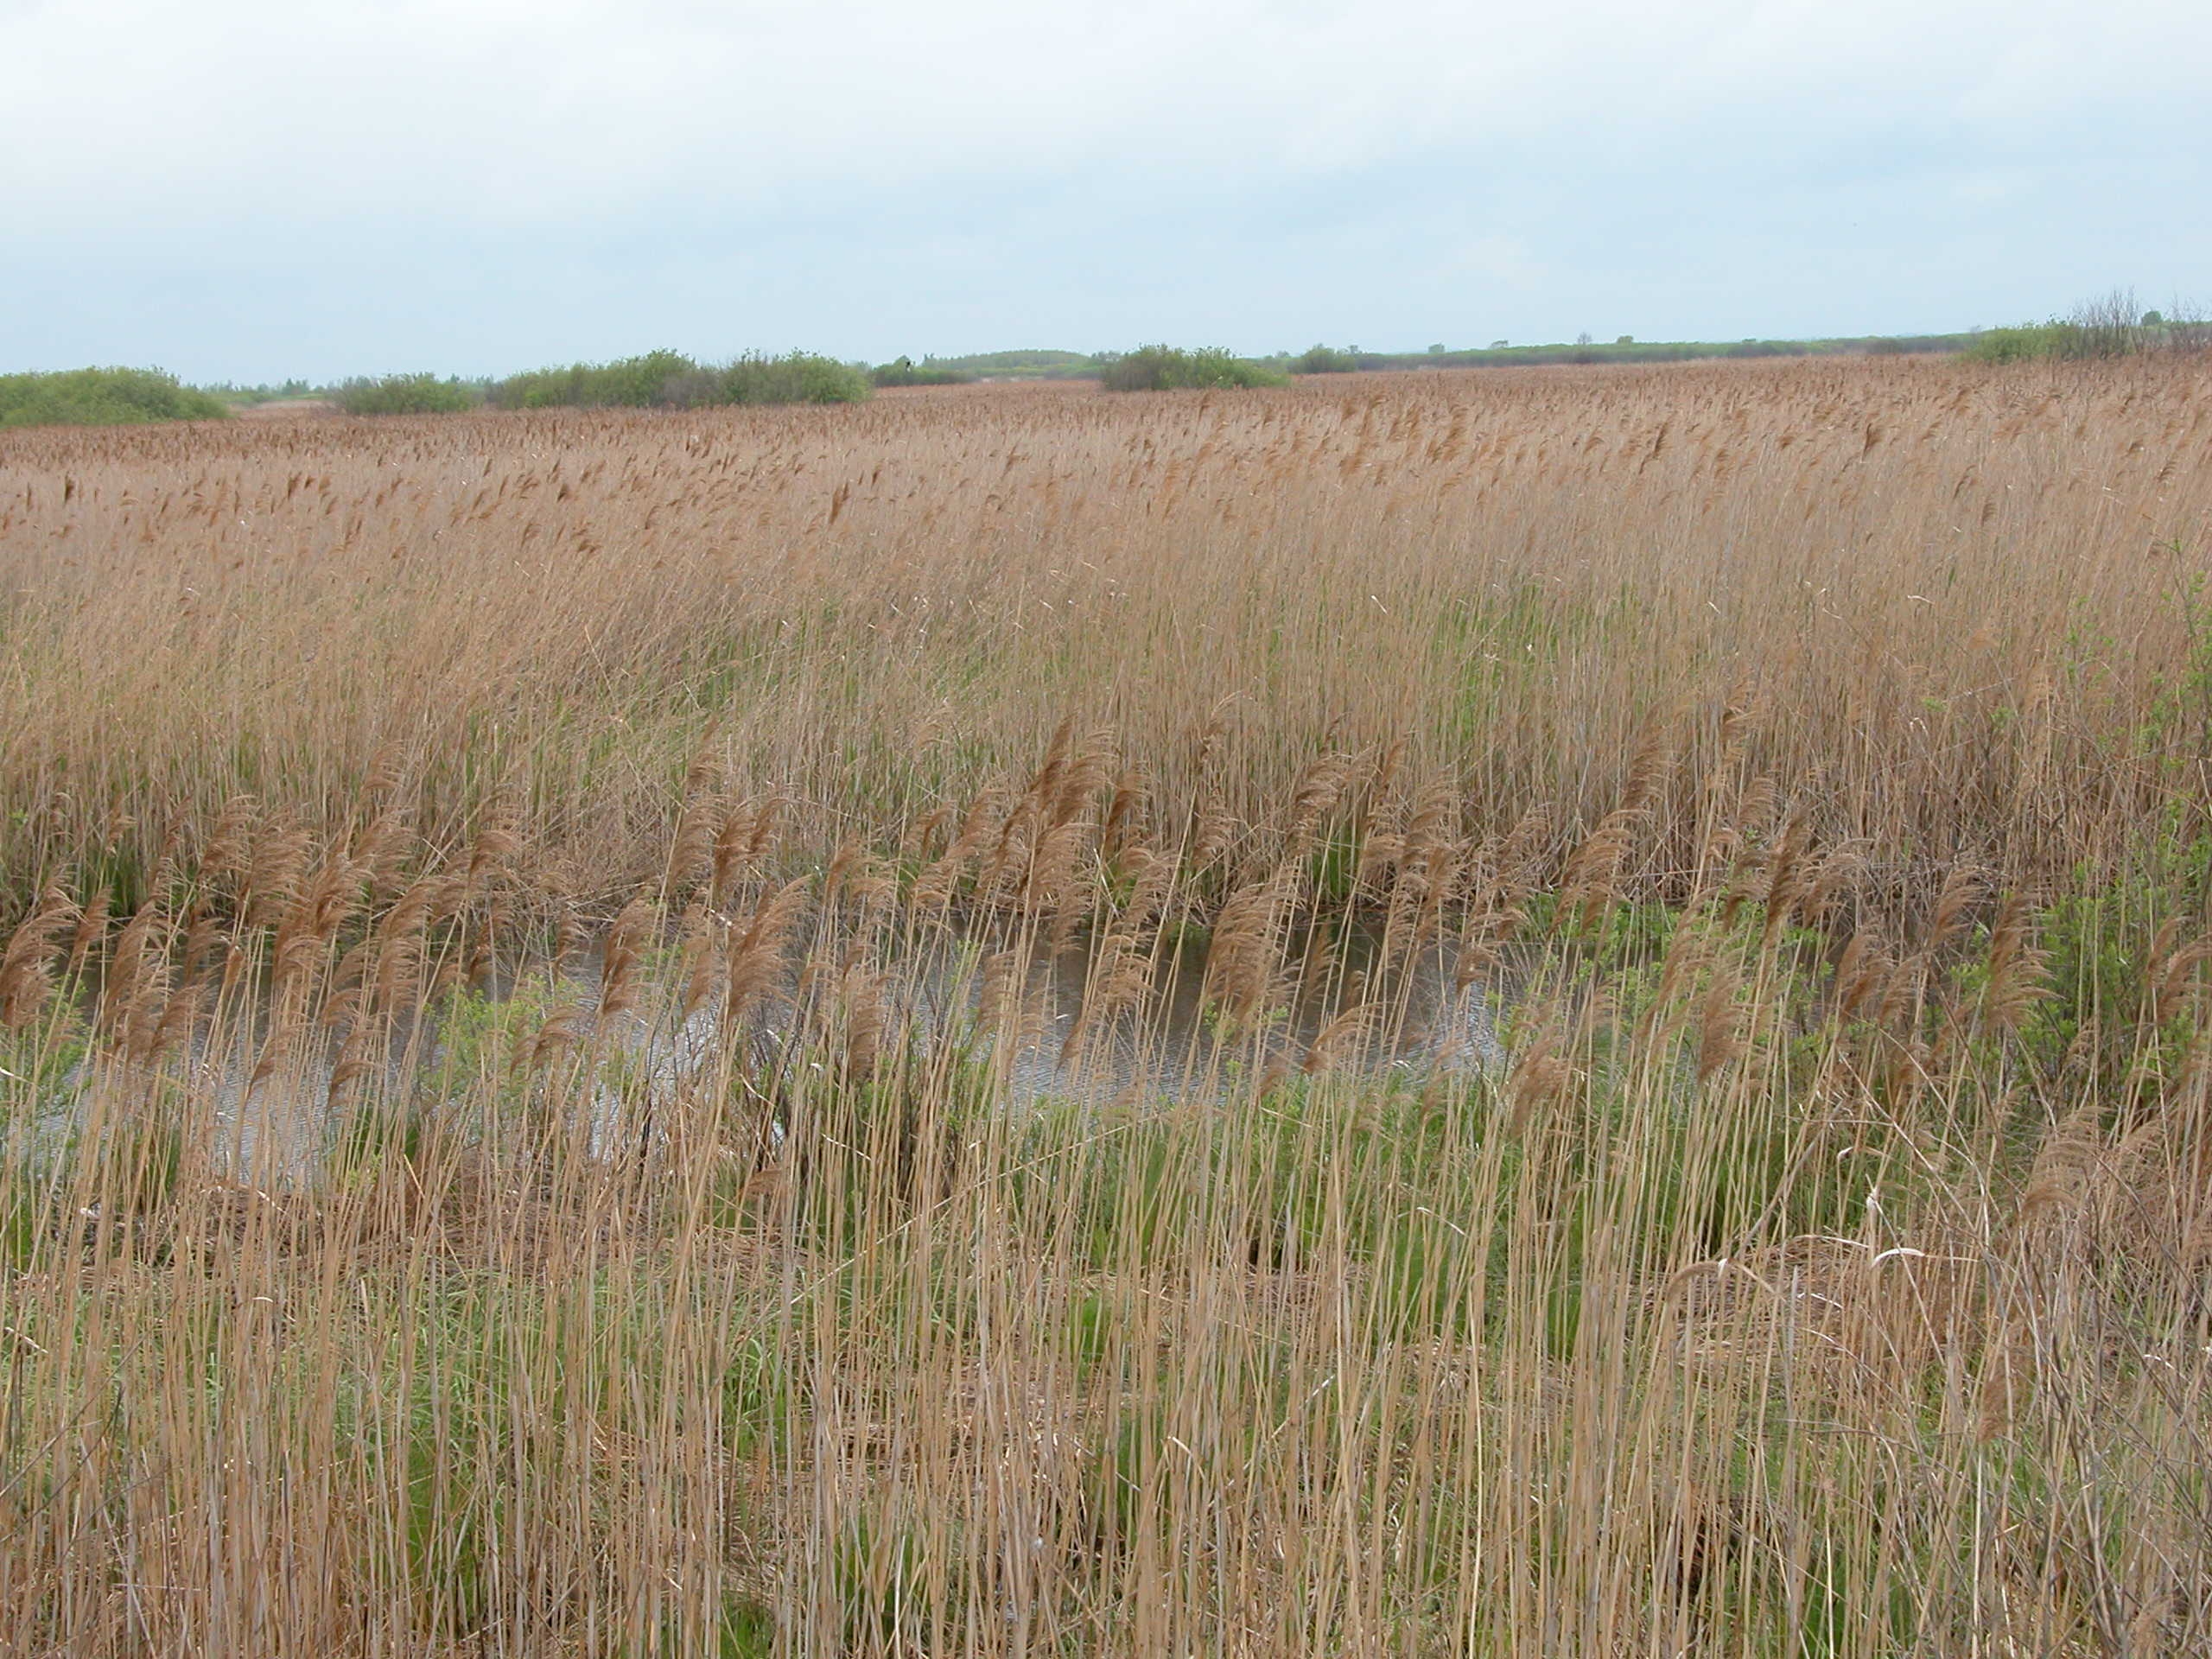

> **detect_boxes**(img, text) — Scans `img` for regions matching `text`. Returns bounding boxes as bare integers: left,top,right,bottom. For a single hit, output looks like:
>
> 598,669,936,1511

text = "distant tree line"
8,293,2206,430
1270,334,1994,373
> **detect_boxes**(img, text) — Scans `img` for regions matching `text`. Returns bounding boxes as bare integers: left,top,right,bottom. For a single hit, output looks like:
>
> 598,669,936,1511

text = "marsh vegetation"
3,357,2211,1653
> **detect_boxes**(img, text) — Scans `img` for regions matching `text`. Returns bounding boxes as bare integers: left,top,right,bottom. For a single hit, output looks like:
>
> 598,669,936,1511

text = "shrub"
892,350,1098,379
334,374,480,416
489,351,869,410
869,357,974,388
1962,324,2064,364
2061,288,2144,359
487,351,694,410
200,379,321,406
1098,346,1287,391
1964,290,2183,365
1289,345,1360,375
0,366,229,428
716,353,872,406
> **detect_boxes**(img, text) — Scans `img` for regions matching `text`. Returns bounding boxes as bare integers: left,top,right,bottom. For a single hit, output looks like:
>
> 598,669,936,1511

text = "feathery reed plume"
2148,925,2212,1026
1285,750,1355,851
915,789,1002,914
1803,842,1867,925
524,1003,589,1076
899,803,954,867
1929,864,1984,952
1027,714,1077,812
553,900,588,973
724,879,810,1028
709,799,760,910
1727,773,1779,854
1300,998,1368,1076
1201,872,1287,1027
326,1022,378,1103
65,889,110,978
677,901,722,1022
664,794,721,899
245,816,312,929
1981,893,2051,1033
351,806,415,899
361,734,410,804
1058,929,1150,1067
1619,711,1677,817
197,795,259,890
1694,965,1745,1083
1834,931,1891,1022
1505,1008,1573,1135
1560,807,1642,931
597,897,654,1021
1759,806,1816,946
1638,920,1714,1045
975,946,1020,1037
2014,1102,2104,1281
1102,771,1147,862
466,810,522,887
1047,735,1116,830
1114,845,1176,942
0,886,77,1027
836,959,888,1082
1027,817,1096,923
97,898,174,1048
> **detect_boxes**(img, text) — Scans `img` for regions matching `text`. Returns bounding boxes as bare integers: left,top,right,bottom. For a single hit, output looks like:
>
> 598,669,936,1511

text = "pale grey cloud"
2,0,2206,379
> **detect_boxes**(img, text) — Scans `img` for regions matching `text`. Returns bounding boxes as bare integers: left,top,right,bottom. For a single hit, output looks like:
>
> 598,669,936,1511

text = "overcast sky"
3,0,2207,383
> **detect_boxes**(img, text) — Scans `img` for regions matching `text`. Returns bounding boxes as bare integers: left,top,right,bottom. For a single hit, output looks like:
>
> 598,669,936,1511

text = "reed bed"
3,359,2208,913
3,359,2211,1654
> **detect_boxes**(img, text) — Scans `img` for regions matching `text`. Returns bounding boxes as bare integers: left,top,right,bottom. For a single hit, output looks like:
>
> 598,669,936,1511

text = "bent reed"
3,358,2212,1654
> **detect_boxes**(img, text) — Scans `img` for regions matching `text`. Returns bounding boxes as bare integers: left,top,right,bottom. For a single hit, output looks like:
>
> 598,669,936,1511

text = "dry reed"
3,360,2211,1655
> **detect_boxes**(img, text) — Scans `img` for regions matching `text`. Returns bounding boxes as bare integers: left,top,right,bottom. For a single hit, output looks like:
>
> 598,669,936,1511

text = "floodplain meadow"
3,357,2212,1655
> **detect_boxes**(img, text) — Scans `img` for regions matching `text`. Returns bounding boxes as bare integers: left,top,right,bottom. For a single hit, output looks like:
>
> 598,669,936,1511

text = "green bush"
1963,325,2069,364
1097,346,1287,391
489,350,868,410
0,367,229,429
488,349,693,410
199,379,321,406
1965,292,2169,365
1289,344,1360,375
334,374,481,416
714,353,873,406
869,357,974,388
924,349,1096,378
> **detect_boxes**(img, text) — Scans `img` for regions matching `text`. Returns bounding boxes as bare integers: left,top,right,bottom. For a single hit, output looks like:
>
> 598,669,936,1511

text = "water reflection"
14,913,1522,1189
